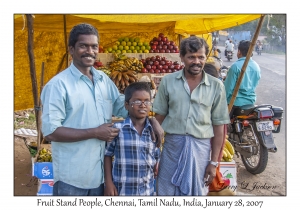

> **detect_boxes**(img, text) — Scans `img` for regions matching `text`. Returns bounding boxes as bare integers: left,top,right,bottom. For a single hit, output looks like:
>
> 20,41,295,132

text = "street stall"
14,14,263,195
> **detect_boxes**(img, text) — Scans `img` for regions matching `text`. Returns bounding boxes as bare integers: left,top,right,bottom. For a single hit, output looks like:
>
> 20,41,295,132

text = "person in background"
40,23,163,196
224,40,261,116
153,36,230,196
225,40,234,56
104,82,160,196
204,63,219,79
224,38,230,56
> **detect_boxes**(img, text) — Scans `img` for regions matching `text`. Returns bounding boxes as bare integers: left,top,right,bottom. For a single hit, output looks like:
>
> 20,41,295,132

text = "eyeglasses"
130,100,152,106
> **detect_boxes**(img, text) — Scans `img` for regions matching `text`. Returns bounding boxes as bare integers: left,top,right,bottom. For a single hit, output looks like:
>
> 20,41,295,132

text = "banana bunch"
124,57,143,72
37,148,52,162
113,53,128,61
221,136,235,162
110,70,139,93
98,67,111,77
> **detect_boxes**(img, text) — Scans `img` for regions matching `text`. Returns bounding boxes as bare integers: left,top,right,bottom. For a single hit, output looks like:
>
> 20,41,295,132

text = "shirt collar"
122,116,153,131
69,62,103,81
238,57,252,62
176,68,210,86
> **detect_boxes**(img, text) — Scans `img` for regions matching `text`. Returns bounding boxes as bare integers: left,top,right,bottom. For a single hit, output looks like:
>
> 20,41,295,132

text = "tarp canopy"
14,14,261,111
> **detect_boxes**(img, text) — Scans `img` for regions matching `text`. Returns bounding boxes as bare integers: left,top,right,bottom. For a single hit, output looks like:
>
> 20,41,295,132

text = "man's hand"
204,164,217,186
149,118,164,148
154,162,159,179
104,181,118,196
94,123,120,142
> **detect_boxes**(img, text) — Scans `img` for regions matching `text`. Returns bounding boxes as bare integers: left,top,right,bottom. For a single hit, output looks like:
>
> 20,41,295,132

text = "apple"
159,41,164,46
161,57,166,61
153,41,159,45
146,57,151,61
155,69,160,73
160,60,165,65
169,65,174,69
153,37,158,41
180,65,185,69
157,37,162,41
162,37,167,42
165,49,171,53
149,69,155,73
160,49,165,53
159,33,164,38
149,49,155,53
175,49,179,53
151,45,157,50
165,61,172,66
157,45,163,50
167,69,173,73
163,65,169,70
162,45,168,50
151,56,156,61
155,55,161,61
173,61,179,65
170,49,176,53
170,41,174,45
152,65,157,70
150,41,154,45
173,46,178,50
157,65,163,70
141,68,148,73
161,69,166,73
148,60,154,65
168,45,174,50
154,61,160,66
165,41,170,45
174,65,181,70
155,49,160,53
146,65,152,70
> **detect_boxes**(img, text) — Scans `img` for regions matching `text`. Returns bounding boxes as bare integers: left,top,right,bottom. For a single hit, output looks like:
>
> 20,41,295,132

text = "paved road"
216,45,286,196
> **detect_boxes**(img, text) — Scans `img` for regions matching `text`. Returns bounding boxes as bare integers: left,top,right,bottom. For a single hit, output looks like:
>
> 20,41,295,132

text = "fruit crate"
219,160,237,194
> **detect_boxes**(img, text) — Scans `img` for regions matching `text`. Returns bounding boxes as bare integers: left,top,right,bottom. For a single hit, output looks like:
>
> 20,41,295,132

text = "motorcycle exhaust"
268,147,277,153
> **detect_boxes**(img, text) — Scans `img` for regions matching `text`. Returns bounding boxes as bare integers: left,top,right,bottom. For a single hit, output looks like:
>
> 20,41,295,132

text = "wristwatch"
210,161,219,167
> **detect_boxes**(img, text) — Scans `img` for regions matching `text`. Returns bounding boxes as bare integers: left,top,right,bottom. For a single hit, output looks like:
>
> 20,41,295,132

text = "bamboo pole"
63,15,68,68
26,14,40,135
37,62,45,149
227,15,265,113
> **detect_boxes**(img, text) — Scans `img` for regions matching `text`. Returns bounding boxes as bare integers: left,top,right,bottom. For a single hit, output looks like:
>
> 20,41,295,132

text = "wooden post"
26,14,40,134
227,15,265,113
37,62,45,149
63,15,68,68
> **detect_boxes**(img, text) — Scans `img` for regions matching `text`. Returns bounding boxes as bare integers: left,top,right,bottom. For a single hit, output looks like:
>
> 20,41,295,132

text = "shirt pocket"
195,98,213,125
102,99,113,123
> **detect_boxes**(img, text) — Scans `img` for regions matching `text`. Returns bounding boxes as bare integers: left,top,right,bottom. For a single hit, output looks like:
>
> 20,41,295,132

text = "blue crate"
33,161,53,179
37,180,54,195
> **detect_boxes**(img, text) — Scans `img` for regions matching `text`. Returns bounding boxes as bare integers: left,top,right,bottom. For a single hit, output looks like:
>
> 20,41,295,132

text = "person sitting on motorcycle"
225,40,234,57
224,40,261,117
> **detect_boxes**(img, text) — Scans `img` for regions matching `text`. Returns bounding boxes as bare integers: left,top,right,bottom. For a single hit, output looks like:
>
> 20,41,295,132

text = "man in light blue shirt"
41,23,163,196
224,40,261,114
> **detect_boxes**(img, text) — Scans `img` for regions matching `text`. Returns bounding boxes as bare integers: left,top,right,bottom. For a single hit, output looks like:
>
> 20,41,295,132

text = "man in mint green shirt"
224,40,261,109
41,23,163,196
153,36,230,195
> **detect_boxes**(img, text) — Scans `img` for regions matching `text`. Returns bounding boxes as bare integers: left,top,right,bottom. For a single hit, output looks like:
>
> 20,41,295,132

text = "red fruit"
166,61,172,66
155,49,160,53
223,178,230,186
157,45,163,50
154,61,160,66
170,49,176,53
165,41,170,45
146,57,151,61
161,57,166,61
167,69,173,73
94,61,103,67
162,37,167,42
174,65,181,70
175,49,179,53
158,41,164,46
157,65,163,70
150,41,154,45
169,65,174,69
165,49,171,53
180,65,185,69
146,65,152,70
155,55,161,61
155,69,160,73
160,60,166,65
151,65,157,70
168,45,174,50
161,69,166,73
149,49,155,53
173,61,180,65
173,46,178,50
159,33,164,38
148,61,154,65
153,41,159,45
149,69,155,73
162,45,168,50
157,37,162,41
170,41,174,45
163,65,169,70
141,68,148,73
153,37,158,41
151,45,157,50
160,49,165,53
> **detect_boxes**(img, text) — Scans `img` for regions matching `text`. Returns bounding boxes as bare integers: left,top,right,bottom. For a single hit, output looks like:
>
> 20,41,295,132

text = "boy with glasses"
104,82,160,196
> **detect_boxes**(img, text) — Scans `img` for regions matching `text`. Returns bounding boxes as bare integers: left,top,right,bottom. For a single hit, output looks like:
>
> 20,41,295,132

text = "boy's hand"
149,118,164,148
104,182,118,196
154,162,159,179
94,123,120,142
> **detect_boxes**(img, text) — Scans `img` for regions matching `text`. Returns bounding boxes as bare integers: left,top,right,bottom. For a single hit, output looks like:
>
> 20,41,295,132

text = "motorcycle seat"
232,105,256,116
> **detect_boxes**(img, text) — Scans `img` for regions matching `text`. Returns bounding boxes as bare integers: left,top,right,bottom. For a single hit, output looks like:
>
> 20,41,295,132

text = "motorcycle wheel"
240,126,268,174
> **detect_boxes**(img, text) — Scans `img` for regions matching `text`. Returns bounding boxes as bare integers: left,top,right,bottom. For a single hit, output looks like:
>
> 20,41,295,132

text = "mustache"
81,54,96,59
190,64,203,68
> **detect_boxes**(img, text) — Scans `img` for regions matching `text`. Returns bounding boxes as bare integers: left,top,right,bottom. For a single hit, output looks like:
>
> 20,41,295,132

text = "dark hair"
124,82,151,103
68,23,99,47
179,36,209,57
238,40,251,57
203,63,219,78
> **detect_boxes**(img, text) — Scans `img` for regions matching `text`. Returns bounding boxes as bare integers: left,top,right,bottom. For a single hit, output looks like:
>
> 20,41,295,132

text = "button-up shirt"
41,62,128,189
224,57,261,106
153,70,230,139
105,116,160,196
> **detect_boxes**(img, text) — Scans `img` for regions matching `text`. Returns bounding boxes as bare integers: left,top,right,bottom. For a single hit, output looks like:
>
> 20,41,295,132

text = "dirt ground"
14,135,52,196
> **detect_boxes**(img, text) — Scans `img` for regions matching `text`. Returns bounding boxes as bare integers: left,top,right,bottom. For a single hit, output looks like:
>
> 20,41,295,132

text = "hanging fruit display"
140,55,184,73
102,37,151,53
149,33,179,53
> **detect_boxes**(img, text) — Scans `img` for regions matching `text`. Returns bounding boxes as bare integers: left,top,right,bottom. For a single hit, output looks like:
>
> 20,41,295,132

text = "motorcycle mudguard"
256,129,277,150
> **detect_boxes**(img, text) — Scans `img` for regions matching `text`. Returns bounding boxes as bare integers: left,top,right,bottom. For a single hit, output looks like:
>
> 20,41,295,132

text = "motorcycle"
226,51,233,61
211,55,229,81
227,104,283,174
